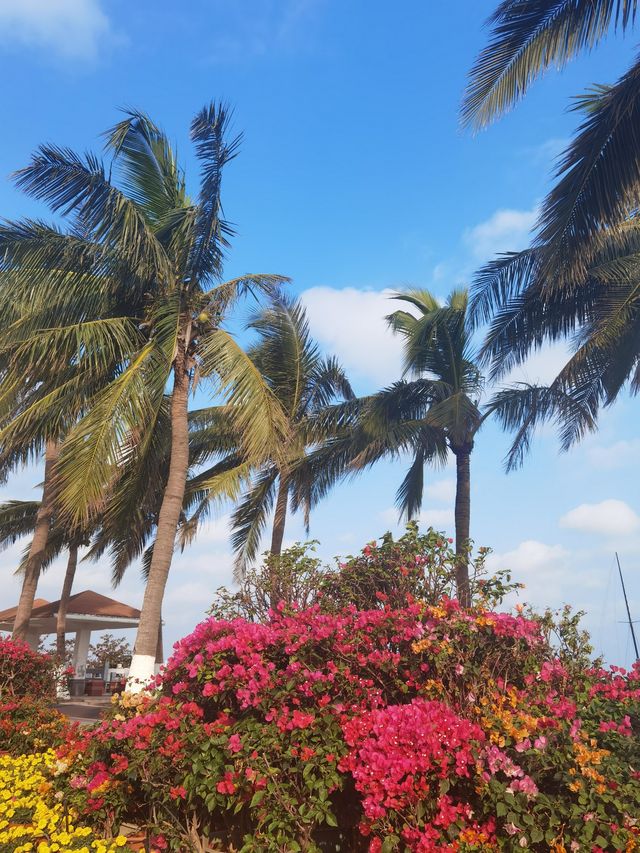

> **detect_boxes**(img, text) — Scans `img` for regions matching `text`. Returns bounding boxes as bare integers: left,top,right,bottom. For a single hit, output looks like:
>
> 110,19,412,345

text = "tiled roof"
0,591,140,622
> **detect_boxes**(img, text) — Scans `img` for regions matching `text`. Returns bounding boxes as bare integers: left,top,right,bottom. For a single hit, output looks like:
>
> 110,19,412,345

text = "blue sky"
0,0,639,666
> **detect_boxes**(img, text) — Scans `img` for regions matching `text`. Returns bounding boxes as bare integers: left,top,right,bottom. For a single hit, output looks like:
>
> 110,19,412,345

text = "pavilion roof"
0,591,140,622
0,598,50,622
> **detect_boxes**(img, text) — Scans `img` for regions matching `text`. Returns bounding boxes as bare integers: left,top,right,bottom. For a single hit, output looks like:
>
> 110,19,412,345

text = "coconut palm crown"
229,295,354,575
464,1,640,295
0,104,289,686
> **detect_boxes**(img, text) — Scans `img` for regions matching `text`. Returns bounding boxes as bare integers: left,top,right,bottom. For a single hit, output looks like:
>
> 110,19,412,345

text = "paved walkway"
56,696,111,724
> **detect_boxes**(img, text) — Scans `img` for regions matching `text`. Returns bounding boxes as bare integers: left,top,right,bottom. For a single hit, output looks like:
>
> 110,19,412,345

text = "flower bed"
0,751,134,853
47,597,640,851
0,699,73,756
4,534,640,850
0,638,58,699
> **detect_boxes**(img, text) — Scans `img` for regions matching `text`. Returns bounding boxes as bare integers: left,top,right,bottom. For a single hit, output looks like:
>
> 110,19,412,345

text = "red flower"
216,772,236,795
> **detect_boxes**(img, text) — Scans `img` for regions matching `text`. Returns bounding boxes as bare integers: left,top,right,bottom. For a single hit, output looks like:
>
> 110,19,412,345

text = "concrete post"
72,629,91,679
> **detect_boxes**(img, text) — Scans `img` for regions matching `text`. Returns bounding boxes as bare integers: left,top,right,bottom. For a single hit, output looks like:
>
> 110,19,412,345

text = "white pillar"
72,629,91,679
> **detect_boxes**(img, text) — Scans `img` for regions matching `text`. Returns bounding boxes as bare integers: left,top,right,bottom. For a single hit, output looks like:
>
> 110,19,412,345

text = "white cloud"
195,515,232,546
419,507,454,531
0,0,112,59
560,500,640,537
379,506,454,533
486,539,584,610
488,539,569,576
425,478,456,504
587,440,640,471
501,341,572,386
464,207,538,264
301,286,407,387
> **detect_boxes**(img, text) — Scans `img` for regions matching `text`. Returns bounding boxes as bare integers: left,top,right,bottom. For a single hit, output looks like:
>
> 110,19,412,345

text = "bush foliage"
0,751,135,852
0,636,58,699
40,529,640,852
0,637,75,755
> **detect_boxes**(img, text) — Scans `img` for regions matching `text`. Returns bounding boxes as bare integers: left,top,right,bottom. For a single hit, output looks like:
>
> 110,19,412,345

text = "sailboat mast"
616,552,639,661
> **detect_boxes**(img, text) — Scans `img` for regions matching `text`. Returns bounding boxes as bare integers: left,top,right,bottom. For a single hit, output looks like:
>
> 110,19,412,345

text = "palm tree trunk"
270,477,288,557
56,544,78,660
268,476,289,610
12,440,59,642
155,617,164,667
128,348,190,690
454,448,471,608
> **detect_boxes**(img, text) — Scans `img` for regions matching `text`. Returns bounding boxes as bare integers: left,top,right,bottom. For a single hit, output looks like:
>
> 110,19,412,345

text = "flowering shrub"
53,692,208,851
0,751,134,853
0,637,58,699
319,524,516,613
46,534,640,851
0,638,74,755
209,524,521,621
0,698,73,755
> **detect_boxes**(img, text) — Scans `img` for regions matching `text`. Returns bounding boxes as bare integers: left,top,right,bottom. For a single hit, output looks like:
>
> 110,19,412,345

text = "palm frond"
199,328,290,465
396,450,425,521
56,343,169,525
0,221,141,326
463,0,637,128
0,367,107,458
536,60,640,282
488,382,597,470
247,294,320,416
87,396,172,586
13,145,172,281
231,466,279,578
305,355,355,415
15,526,67,576
105,109,186,223
1,317,142,377
202,274,289,317
180,459,253,550
0,501,40,551
189,102,242,282
469,249,539,328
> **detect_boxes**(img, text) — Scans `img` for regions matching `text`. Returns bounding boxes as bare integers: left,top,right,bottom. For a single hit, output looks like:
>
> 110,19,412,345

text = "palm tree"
172,296,354,586
463,1,640,290
380,289,484,605
306,286,591,604
0,105,288,686
228,296,354,575
308,289,487,605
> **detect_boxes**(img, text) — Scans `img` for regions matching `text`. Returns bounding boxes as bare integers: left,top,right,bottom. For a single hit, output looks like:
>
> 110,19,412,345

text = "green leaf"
250,790,265,808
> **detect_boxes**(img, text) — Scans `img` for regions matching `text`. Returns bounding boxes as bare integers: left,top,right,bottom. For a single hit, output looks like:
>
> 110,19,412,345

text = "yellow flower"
0,751,132,853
